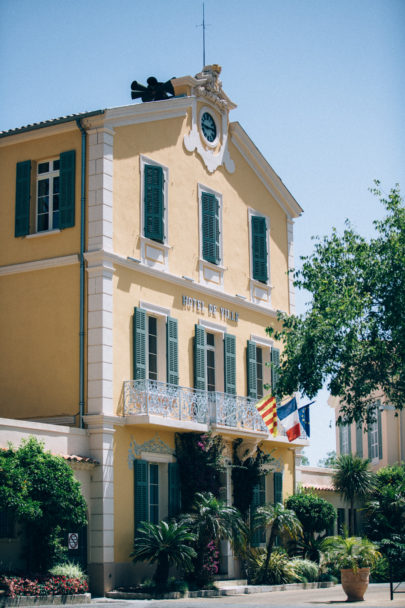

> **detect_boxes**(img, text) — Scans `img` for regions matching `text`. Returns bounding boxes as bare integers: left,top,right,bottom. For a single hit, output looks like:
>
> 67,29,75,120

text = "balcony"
123,380,307,441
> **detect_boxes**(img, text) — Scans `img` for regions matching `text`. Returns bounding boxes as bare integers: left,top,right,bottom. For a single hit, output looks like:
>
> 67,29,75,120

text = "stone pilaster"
88,128,114,252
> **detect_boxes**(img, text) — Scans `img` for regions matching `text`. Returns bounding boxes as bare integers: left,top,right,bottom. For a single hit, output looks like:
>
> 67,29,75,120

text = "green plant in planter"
130,520,196,590
320,536,381,573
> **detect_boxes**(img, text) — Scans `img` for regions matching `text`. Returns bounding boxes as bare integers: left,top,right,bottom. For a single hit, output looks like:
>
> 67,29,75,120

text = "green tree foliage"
268,184,405,425
253,503,302,583
318,451,337,468
364,463,405,578
181,492,246,587
332,454,375,535
0,437,87,572
231,439,273,519
130,521,196,590
175,433,225,512
286,491,336,561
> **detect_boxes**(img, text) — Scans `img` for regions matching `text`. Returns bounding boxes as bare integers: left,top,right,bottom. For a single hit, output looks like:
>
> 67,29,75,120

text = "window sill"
199,259,225,290
25,229,61,239
250,279,273,307
141,235,171,251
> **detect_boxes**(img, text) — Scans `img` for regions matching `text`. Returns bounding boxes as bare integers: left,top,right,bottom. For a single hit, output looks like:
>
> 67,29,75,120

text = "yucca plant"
290,557,319,582
245,547,296,584
320,535,381,573
253,503,302,583
130,520,196,590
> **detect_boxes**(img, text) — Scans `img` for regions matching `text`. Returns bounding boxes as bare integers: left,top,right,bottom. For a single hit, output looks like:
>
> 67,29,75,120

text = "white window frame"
140,301,169,383
368,419,379,460
341,425,350,455
36,158,60,233
198,319,226,394
248,208,272,307
140,155,170,269
198,183,225,290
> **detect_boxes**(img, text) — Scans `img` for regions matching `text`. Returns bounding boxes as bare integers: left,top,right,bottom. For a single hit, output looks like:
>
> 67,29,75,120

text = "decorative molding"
272,458,284,473
139,301,171,319
0,254,79,276
128,433,175,468
250,334,274,348
198,318,227,335
184,98,235,174
105,250,282,318
104,97,190,128
287,219,295,315
25,229,61,239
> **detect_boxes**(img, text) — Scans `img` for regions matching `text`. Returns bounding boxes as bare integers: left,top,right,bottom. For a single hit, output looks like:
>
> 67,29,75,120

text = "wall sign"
182,295,239,323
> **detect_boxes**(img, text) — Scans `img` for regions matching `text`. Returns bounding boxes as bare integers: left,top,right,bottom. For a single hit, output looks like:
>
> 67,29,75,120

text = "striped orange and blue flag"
255,394,277,436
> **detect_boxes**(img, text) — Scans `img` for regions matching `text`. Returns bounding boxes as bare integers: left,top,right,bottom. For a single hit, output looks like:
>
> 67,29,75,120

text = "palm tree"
182,492,247,585
130,520,196,589
332,454,375,535
253,503,302,583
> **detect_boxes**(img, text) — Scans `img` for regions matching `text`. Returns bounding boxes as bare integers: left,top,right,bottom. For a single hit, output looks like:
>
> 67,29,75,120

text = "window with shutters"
340,424,351,455
134,458,181,536
248,209,271,306
194,322,236,396
247,337,273,401
133,303,178,385
198,185,224,289
368,402,383,461
14,150,76,237
140,156,169,269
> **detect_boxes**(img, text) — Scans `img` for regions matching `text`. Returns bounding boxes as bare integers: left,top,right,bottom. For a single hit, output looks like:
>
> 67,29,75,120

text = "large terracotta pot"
340,567,370,602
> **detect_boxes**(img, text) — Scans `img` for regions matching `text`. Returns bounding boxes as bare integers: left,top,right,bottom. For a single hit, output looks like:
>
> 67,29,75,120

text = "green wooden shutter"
134,459,148,537
247,340,257,400
166,317,179,385
224,334,236,395
367,423,372,459
59,150,76,229
251,215,268,283
202,192,220,264
271,347,280,402
168,462,181,518
339,425,344,455
15,160,31,237
144,164,164,242
348,424,352,455
194,324,206,390
273,471,283,504
377,405,383,460
251,476,266,546
133,307,146,380
356,423,363,458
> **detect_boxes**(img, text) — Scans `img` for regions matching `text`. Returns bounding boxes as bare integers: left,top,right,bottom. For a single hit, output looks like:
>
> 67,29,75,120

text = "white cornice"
0,254,79,276
230,122,303,219
85,250,281,319
104,97,191,128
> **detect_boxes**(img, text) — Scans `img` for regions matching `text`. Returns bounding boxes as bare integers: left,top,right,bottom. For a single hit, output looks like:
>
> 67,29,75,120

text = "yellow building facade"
0,66,307,594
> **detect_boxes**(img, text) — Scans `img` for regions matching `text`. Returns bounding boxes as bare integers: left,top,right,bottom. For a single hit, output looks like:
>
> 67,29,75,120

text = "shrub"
49,561,87,581
290,558,319,582
0,575,88,598
245,548,296,585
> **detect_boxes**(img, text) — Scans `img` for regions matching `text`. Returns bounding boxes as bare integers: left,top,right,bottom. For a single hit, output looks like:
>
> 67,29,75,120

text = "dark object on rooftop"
131,77,175,102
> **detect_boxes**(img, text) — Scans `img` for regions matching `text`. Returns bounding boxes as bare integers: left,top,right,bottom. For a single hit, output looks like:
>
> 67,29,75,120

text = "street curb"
0,594,91,607
106,581,336,599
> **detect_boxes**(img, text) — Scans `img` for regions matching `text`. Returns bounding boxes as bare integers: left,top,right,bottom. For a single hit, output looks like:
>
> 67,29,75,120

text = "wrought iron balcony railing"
123,379,307,439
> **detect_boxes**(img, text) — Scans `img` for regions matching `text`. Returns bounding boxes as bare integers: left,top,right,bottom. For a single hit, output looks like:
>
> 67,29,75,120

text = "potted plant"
321,535,381,601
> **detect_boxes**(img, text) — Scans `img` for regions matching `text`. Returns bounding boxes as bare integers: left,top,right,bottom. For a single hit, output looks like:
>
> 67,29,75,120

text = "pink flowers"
202,541,220,576
0,575,88,598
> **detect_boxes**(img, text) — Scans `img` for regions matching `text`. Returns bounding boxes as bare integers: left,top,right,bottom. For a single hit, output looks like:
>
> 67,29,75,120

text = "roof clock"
183,65,236,173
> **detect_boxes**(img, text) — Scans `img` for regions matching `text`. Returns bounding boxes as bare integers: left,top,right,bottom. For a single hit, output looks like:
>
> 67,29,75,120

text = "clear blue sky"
1,0,404,464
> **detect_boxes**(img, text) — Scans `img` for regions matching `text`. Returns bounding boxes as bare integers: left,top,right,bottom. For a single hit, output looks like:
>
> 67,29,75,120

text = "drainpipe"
76,118,86,429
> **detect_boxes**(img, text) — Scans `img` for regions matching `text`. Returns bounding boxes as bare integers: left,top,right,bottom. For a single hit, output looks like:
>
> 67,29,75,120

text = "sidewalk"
90,583,404,608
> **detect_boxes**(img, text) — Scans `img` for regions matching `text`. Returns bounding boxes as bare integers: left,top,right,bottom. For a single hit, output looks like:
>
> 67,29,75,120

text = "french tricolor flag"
277,397,301,442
